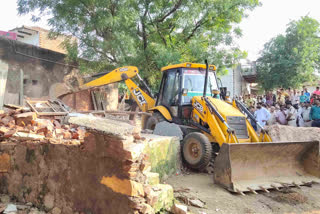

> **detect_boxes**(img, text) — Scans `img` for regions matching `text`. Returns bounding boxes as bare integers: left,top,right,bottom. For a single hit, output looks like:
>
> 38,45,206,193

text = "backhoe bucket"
213,141,320,194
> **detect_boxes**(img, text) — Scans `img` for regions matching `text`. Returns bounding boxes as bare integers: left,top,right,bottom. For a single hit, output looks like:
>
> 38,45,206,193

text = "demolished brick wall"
0,114,175,213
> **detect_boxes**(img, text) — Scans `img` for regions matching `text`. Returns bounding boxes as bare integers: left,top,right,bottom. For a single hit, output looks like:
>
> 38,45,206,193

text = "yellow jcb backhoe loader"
82,61,320,195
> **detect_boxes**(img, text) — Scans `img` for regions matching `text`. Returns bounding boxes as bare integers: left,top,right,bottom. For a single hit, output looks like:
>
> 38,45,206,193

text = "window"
161,70,180,106
182,68,218,104
32,80,38,85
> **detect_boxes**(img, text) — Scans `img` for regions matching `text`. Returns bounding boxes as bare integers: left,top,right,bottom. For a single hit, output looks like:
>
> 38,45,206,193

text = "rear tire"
145,112,165,130
182,132,212,170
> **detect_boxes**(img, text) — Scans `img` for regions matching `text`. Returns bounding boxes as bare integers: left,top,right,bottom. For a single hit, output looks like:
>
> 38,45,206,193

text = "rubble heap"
266,124,320,142
0,109,86,145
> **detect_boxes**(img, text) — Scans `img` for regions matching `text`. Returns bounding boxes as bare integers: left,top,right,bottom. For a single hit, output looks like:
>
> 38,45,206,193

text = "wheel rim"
184,138,203,165
189,141,201,159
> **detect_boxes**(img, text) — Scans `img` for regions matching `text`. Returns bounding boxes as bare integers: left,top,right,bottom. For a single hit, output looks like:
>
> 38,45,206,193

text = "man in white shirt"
254,102,271,128
302,102,312,127
297,103,304,127
286,102,297,127
291,89,300,106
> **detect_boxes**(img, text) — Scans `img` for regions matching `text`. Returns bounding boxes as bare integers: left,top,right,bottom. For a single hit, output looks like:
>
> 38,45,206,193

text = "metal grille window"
227,116,248,139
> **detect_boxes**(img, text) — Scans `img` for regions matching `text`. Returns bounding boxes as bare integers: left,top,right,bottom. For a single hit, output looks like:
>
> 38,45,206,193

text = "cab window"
182,68,218,105
160,69,180,107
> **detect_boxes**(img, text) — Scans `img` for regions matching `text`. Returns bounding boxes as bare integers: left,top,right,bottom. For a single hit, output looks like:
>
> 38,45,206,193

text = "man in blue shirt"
310,99,320,127
304,88,311,102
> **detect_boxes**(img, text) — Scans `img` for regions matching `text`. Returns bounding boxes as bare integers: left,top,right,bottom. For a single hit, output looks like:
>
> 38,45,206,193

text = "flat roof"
161,62,216,72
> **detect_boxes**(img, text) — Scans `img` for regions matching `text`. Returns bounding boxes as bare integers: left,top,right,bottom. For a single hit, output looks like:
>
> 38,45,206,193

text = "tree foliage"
257,16,320,90
18,0,259,89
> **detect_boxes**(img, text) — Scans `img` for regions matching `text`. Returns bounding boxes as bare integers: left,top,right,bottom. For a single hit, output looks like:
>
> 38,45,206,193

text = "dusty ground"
166,173,320,214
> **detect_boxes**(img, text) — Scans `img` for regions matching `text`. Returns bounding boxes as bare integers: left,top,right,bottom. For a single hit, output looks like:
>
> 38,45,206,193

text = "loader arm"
84,66,156,112
191,96,239,146
232,99,272,142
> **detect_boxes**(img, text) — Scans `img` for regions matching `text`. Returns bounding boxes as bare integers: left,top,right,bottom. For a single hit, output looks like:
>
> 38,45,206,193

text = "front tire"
182,132,212,170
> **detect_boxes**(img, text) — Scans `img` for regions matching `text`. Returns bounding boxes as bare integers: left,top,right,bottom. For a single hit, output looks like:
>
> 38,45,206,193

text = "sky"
1,0,320,61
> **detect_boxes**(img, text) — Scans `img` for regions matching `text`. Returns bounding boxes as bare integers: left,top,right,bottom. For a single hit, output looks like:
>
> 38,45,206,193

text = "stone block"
100,175,144,197
172,203,188,214
144,172,160,185
142,135,180,180
146,184,174,213
0,153,10,172
154,121,183,140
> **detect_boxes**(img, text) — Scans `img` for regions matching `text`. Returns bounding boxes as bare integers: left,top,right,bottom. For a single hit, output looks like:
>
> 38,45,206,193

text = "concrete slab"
68,115,139,137
153,121,183,140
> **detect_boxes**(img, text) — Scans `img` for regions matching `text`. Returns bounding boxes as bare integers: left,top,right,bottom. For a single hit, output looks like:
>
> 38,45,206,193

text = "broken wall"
0,116,178,213
0,36,77,104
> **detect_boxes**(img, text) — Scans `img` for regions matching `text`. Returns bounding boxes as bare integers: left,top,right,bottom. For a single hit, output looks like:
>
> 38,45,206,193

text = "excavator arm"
83,66,156,112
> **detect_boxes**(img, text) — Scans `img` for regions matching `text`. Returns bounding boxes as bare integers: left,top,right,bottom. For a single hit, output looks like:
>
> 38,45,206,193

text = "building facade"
10,26,75,54
219,65,251,98
0,36,77,109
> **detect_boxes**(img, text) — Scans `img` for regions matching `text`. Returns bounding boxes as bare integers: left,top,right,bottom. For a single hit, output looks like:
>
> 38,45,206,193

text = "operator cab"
157,63,218,124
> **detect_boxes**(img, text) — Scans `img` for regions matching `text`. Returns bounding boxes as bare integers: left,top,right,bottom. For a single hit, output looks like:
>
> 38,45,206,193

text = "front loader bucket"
213,141,320,194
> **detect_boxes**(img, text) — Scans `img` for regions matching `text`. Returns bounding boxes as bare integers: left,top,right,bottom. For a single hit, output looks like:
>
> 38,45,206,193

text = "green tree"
257,16,320,90
18,0,259,89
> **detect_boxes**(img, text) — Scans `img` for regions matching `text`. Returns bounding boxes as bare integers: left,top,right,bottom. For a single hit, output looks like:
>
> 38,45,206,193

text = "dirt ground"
166,173,320,214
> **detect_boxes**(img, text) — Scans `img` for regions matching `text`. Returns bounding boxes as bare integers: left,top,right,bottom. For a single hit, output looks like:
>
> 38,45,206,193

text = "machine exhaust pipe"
203,59,209,97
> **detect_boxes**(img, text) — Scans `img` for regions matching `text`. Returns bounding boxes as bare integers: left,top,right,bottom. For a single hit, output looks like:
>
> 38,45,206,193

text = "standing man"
255,102,271,128
279,89,288,105
291,89,300,107
286,102,297,127
310,99,320,127
267,106,277,125
300,91,308,103
245,94,254,107
302,102,312,127
275,105,288,125
313,87,320,96
249,106,257,131
304,87,311,102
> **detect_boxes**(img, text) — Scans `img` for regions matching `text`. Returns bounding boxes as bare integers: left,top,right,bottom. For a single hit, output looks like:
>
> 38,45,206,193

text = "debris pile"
0,109,86,145
266,124,320,142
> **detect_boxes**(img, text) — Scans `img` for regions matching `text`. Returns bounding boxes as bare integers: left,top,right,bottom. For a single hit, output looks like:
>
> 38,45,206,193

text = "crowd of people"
236,86,320,129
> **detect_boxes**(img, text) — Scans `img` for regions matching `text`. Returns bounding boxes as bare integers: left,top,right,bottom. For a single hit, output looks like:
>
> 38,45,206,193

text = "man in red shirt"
313,87,320,96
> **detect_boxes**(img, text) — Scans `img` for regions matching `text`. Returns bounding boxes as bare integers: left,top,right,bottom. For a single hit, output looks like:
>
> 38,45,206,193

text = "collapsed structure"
0,105,180,213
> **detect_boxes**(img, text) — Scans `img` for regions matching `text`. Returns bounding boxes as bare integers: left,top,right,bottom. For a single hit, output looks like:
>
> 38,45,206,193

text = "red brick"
71,132,79,139
1,116,15,126
4,129,16,138
63,131,72,139
35,119,54,132
15,112,37,126
36,127,48,134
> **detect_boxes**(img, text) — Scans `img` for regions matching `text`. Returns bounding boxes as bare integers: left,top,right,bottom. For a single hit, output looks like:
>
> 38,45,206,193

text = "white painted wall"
219,66,250,98
11,28,39,46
